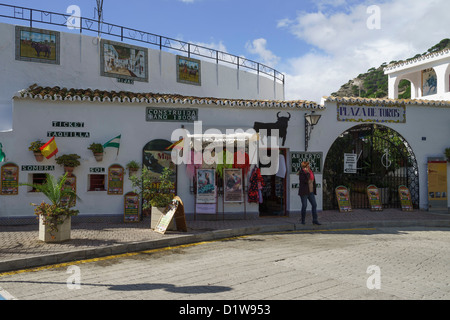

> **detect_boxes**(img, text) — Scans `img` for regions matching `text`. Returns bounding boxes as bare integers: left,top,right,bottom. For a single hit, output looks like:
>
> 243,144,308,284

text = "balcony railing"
0,3,284,84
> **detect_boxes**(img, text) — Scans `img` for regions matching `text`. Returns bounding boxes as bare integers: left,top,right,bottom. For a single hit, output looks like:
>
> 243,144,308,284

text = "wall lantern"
304,111,321,152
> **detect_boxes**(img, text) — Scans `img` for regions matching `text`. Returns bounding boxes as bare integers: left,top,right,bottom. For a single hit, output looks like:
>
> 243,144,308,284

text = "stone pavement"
1,209,449,273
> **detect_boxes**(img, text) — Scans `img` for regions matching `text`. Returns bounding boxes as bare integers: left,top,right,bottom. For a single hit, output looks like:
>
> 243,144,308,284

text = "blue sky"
1,0,450,102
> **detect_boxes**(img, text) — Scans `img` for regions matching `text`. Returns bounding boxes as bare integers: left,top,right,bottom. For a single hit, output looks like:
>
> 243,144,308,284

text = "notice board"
124,192,140,222
155,196,187,234
367,185,383,211
335,185,352,212
398,185,413,212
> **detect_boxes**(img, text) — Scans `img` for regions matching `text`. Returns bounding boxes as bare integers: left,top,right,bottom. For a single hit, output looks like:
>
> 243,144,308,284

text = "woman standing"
297,161,321,225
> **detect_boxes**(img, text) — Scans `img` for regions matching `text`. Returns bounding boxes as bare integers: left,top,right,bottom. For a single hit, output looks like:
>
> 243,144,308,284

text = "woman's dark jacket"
298,169,317,196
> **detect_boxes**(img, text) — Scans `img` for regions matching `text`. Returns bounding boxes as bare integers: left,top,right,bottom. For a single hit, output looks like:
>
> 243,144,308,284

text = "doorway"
259,148,288,216
323,124,419,210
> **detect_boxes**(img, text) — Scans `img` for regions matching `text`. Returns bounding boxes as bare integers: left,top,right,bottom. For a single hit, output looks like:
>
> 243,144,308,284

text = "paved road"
0,227,449,305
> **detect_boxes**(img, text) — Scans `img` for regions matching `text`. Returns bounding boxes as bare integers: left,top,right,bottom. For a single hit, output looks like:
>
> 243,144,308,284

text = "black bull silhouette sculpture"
253,112,291,146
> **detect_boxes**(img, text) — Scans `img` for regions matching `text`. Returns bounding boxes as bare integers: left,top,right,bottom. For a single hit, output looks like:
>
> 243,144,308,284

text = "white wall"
0,22,283,131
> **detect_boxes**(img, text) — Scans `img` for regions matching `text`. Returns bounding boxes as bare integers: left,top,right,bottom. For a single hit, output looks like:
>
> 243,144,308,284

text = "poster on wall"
15,26,60,64
143,149,177,190
422,68,437,96
398,185,413,212
427,158,448,211
124,192,140,222
366,185,382,211
100,39,148,82
108,165,124,195
1,163,19,195
176,55,201,86
196,169,216,204
224,168,243,203
335,185,352,212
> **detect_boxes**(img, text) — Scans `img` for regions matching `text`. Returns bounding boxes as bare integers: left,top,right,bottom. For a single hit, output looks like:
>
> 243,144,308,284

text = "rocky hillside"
331,39,450,99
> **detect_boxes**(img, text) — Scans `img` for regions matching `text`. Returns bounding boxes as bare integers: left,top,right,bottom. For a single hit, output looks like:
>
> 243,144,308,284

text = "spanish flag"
40,137,58,159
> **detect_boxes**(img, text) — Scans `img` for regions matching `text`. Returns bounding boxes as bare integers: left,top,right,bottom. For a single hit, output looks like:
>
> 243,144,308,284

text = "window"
89,174,106,191
30,173,47,192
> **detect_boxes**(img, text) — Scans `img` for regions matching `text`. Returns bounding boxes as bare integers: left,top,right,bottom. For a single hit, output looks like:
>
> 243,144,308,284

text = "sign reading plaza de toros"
337,104,406,123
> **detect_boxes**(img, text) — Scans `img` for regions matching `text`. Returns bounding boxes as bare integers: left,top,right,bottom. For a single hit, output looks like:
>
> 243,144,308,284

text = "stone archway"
323,124,419,210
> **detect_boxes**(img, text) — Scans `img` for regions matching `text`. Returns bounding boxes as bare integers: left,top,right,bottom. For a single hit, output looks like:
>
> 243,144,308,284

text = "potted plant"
129,167,175,229
29,140,45,162
21,173,79,242
126,160,140,176
88,143,104,162
445,148,450,162
55,154,81,175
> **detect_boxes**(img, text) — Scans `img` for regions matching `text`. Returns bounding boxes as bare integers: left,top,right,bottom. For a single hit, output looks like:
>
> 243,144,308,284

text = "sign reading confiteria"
337,104,406,123
146,107,198,122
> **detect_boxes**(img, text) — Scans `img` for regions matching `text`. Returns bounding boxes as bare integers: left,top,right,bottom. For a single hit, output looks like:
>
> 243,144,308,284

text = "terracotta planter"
34,152,44,162
128,168,138,176
64,166,74,175
39,215,71,243
151,207,175,230
94,153,103,162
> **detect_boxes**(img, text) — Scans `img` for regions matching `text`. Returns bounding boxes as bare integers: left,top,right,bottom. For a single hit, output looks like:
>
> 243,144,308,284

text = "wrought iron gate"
323,124,419,210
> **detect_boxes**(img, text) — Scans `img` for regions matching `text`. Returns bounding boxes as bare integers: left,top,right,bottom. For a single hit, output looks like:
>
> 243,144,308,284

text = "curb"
1,220,449,274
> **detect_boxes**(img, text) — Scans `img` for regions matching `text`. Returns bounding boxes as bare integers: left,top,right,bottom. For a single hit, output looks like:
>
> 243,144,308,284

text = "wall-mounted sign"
52,121,85,128
1,163,19,195
90,167,106,173
344,153,358,174
108,165,124,195
47,132,90,138
290,152,322,174
367,185,382,211
146,107,198,122
427,158,447,211
124,192,140,222
117,78,134,85
335,185,352,212
337,104,406,123
21,165,55,171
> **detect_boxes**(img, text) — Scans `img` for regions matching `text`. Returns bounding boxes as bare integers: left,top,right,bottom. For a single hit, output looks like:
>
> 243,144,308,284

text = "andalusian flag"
166,138,184,150
103,135,121,155
40,137,58,159
0,143,5,162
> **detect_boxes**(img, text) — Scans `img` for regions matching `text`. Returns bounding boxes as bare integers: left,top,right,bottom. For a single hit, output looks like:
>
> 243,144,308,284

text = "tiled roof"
323,96,450,107
15,84,322,110
384,48,450,72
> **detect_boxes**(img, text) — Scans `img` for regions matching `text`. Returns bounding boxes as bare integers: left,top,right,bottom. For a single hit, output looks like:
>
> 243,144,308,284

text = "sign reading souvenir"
427,158,448,211
124,192,140,222
337,104,406,123
398,185,413,212
61,175,76,207
15,26,60,65
335,185,352,212
146,107,198,122
100,39,148,82
367,185,382,211
344,153,358,174
1,163,19,195
176,55,201,86
155,196,187,234
108,165,124,195
290,152,322,174
224,168,243,202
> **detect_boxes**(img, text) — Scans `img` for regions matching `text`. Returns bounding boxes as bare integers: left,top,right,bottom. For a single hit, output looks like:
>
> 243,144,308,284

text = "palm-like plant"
22,173,79,236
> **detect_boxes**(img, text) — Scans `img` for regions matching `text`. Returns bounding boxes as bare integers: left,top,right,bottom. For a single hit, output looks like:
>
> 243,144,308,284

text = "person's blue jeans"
300,193,318,223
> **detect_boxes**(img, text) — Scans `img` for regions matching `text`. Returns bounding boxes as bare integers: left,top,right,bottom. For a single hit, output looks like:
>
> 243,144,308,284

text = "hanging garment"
248,167,264,203
276,154,286,178
233,150,251,176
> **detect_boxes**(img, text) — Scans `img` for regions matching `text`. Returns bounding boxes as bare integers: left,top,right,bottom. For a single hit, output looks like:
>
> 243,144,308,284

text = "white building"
0,18,449,225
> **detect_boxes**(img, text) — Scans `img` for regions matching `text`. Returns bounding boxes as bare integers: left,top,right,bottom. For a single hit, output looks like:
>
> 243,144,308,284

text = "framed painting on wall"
176,55,201,86
422,68,437,96
15,26,60,64
100,39,148,82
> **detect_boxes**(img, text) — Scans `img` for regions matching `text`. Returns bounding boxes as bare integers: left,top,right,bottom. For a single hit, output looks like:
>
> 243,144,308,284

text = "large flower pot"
34,152,44,162
39,215,71,243
151,207,175,231
94,153,103,162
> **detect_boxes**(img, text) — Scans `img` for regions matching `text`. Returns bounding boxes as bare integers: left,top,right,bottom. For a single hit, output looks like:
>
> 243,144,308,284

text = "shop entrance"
259,148,287,216
323,124,419,210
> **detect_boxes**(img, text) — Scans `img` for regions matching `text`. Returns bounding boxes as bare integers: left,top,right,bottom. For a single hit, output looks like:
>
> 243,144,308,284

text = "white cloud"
278,0,450,102
245,38,280,67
